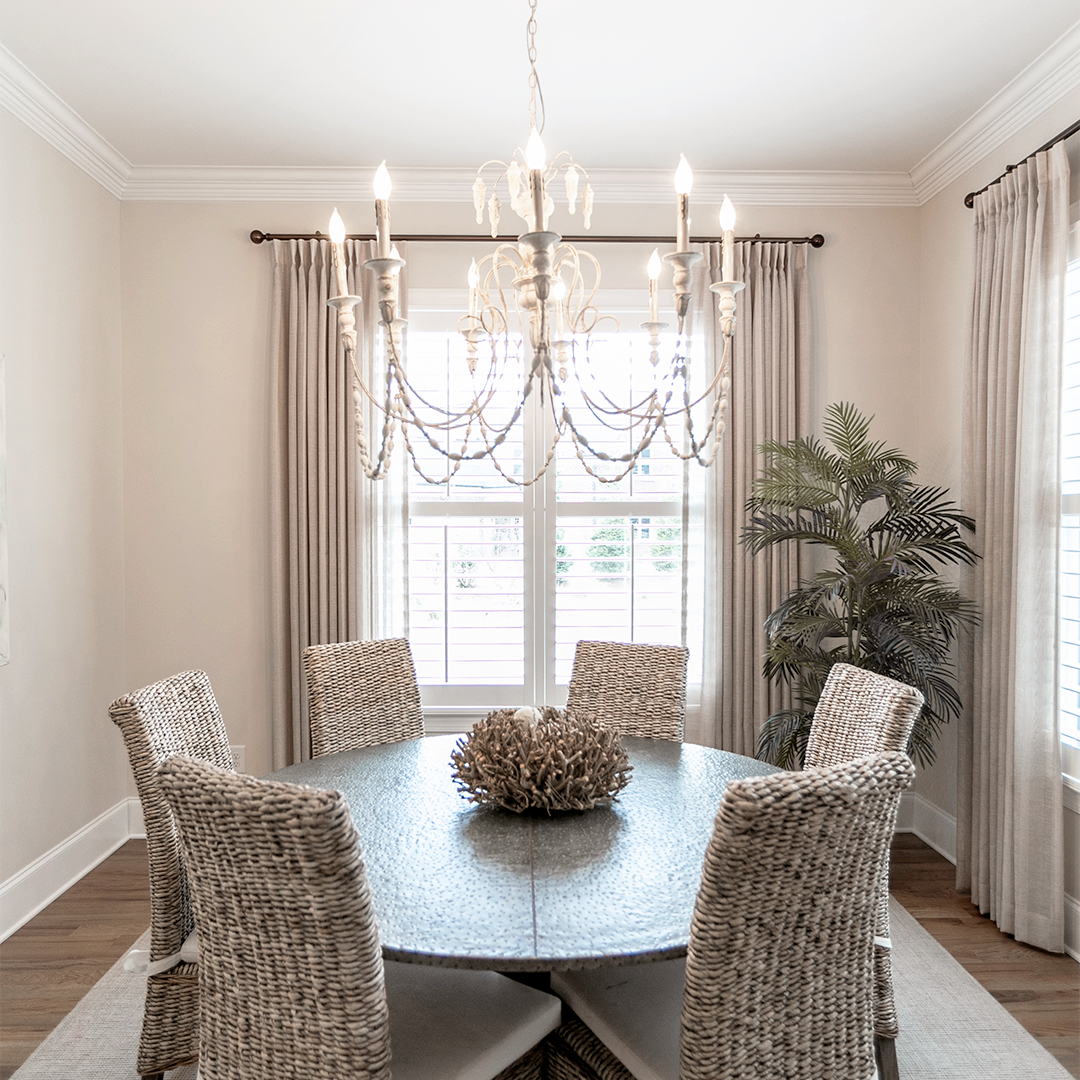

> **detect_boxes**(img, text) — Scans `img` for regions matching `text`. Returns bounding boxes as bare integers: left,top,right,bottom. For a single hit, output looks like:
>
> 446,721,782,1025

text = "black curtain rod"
249,229,825,248
964,118,1080,208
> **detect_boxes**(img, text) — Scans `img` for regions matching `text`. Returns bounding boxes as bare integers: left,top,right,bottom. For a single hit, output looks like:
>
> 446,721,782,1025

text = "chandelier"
327,0,743,486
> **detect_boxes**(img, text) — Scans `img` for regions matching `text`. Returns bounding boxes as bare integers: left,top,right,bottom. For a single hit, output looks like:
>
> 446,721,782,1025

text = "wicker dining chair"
804,661,924,1080
157,754,560,1080
302,637,425,758
548,751,916,1080
108,669,234,1079
565,640,688,740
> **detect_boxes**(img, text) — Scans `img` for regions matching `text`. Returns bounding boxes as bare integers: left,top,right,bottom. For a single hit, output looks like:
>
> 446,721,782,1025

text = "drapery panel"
269,239,407,767
958,141,1069,953
691,241,811,752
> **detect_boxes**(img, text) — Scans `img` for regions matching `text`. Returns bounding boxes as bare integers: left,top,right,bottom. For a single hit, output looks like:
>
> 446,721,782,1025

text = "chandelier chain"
526,0,545,134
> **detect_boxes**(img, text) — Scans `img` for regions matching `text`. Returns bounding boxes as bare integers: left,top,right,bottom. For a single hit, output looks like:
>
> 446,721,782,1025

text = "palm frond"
744,402,980,766
756,709,814,769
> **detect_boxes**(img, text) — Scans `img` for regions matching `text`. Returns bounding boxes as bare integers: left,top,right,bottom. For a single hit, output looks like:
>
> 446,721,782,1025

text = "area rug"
11,900,1074,1079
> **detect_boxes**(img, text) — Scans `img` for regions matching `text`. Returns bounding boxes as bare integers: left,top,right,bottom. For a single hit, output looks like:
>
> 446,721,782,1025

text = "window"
402,259,703,715
1059,229,1080,749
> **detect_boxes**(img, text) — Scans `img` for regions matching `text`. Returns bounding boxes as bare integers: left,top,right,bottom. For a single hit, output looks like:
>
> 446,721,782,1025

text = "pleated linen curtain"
268,239,407,767
958,141,1069,953
689,241,811,752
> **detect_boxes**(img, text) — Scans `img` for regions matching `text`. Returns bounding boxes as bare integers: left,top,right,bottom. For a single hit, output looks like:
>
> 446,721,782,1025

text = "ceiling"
0,0,1076,176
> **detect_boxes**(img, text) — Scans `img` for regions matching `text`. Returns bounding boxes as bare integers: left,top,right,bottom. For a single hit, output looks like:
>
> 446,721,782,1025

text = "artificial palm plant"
744,402,978,769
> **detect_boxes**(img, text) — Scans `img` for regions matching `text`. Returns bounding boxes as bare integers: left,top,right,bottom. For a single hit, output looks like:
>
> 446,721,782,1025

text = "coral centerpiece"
450,706,632,813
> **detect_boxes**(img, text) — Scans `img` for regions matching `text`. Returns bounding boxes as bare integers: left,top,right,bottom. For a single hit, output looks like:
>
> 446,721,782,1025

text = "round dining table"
269,733,779,971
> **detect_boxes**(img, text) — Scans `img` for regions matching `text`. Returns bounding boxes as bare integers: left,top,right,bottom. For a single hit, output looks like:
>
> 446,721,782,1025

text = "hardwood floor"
0,841,151,1080
0,835,1076,1078
889,832,1080,1077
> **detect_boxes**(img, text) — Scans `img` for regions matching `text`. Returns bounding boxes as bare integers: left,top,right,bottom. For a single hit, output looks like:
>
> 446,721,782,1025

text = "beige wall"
2,92,1076,888
116,197,919,779
0,113,129,880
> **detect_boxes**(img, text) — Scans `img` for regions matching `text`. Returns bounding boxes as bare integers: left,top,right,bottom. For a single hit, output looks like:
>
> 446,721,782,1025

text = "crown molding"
121,164,919,206
0,45,130,198
4,22,1076,209
910,20,1080,204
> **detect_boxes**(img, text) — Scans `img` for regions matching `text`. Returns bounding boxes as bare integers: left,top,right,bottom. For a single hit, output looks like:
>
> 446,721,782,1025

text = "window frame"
402,280,694,715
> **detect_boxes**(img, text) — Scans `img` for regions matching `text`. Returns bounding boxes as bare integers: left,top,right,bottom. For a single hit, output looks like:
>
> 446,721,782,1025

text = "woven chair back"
802,661,924,1049
158,755,392,1080
565,640,688,740
108,670,233,963
681,751,915,1080
303,637,424,758
804,662,924,769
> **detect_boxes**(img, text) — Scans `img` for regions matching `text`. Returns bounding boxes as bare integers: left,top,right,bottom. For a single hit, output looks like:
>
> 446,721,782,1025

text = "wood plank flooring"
0,841,151,1079
889,832,1079,1077
0,835,1076,1078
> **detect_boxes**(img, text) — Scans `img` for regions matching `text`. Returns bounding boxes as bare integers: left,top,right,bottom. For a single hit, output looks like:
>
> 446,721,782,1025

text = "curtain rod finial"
250,229,268,244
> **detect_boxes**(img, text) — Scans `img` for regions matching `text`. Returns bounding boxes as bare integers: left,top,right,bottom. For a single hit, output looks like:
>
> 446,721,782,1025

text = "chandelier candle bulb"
373,161,393,259
648,248,661,322
674,155,693,252
328,208,349,298
720,195,736,282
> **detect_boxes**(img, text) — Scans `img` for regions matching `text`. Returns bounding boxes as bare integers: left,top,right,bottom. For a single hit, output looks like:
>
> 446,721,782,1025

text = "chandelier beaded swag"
328,0,743,487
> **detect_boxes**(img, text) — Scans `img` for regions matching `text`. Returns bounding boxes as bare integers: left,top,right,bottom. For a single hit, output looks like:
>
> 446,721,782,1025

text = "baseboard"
126,796,145,839
1065,893,1080,962
0,799,131,942
896,793,957,865
911,794,957,864
896,791,916,832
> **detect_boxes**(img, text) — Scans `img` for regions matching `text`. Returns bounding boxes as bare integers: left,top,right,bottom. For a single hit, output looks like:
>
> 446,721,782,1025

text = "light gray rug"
11,900,1074,1079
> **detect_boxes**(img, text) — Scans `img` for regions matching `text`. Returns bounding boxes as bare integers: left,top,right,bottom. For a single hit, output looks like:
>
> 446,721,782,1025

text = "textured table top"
270,734,778,971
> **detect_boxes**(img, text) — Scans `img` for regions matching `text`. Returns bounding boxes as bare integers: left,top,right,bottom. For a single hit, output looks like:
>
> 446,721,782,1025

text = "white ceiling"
0,0,1076,178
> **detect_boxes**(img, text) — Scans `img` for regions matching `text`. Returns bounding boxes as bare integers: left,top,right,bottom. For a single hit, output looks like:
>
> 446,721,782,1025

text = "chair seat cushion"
551,958,685,1080
385,961,561,1080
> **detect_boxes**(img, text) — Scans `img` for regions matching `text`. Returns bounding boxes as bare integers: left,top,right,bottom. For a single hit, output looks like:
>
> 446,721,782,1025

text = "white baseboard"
1066,893,1080,962
896,791,916,832
126,796,145,839
0,798,133,942
910,794,958,864
895,793,957,865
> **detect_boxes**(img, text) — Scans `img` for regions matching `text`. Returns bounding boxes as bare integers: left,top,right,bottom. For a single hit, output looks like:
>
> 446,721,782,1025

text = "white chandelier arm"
393,366,504,428
564,340,671,420
568,383,666,433
385,321,507,426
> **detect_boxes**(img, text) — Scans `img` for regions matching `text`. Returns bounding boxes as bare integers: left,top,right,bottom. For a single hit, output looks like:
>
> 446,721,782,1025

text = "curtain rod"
249,229,825,247
964,117,1080,208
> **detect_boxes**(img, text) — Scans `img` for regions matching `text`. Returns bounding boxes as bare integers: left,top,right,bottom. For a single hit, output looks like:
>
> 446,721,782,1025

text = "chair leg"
141,1074,164,1080
875,1034,899,1080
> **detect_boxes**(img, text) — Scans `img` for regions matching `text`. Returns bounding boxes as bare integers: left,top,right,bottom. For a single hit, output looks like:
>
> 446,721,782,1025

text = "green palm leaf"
746,402,979,769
